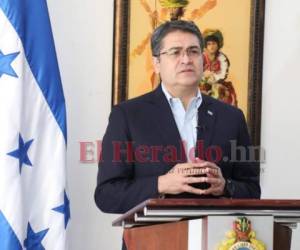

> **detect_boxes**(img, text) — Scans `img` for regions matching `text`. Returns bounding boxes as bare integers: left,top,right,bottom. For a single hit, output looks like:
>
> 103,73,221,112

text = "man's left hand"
193,158,226,196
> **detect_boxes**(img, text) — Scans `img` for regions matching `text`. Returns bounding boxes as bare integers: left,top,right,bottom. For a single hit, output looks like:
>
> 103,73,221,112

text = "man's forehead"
161,31,200,48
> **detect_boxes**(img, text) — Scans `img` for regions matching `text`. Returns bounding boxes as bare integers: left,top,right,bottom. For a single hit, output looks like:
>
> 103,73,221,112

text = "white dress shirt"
161,83,202,162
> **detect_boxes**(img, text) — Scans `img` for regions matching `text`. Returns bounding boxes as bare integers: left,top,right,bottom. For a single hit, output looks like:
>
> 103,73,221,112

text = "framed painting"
112,0,265,146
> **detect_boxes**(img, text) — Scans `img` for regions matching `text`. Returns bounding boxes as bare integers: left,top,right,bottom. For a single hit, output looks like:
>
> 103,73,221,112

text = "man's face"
153,31,203,88
205,40,219,55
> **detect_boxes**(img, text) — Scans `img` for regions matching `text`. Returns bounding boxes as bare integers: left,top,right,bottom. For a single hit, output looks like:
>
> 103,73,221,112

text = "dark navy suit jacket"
95,85,260,214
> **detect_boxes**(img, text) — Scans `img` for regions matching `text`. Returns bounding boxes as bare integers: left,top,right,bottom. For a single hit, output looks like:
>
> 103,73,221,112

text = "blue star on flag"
7,134,34,173
0,50,20,78
24,223,49,250
52,191,70,229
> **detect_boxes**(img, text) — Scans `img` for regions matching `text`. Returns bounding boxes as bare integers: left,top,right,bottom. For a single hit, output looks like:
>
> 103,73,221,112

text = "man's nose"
180,51,192,64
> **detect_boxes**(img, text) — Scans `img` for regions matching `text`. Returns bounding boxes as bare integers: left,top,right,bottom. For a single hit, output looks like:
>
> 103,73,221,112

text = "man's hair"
151,20,203,57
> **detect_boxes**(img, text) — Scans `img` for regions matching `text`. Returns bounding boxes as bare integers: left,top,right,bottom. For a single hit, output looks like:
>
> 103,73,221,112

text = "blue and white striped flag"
0,0,69,249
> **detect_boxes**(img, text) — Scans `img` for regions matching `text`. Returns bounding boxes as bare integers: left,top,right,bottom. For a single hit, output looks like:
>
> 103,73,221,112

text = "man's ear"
152,56,160,74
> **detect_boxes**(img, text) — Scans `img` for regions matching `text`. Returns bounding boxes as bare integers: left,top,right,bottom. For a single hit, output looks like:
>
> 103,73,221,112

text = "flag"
0,0,69,249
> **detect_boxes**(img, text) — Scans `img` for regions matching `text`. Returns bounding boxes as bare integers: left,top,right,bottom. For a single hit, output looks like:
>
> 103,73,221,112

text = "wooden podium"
113,199,300,250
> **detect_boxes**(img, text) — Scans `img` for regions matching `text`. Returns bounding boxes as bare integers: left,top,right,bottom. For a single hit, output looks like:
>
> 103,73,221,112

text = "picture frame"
112,0,265,146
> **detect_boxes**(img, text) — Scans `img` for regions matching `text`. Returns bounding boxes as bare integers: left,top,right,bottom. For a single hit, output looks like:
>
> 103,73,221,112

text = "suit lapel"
148,85,187,163
196,95,216,159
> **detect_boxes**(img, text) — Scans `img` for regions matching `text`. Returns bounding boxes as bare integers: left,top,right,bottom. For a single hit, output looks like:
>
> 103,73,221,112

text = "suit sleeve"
229,109,261,198
94,106,160,213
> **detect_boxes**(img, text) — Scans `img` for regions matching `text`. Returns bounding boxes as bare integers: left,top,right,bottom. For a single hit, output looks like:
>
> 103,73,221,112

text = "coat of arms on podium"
217,217,266,250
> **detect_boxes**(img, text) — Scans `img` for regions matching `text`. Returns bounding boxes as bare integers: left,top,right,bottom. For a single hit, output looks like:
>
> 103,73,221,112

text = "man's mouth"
179,69,194,73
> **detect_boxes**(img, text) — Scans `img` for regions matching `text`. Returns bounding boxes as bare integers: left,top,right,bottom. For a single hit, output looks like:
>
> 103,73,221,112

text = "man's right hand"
158,162,209,195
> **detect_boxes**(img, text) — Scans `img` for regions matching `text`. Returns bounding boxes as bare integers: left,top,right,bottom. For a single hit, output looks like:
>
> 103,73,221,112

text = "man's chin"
177,78,200,87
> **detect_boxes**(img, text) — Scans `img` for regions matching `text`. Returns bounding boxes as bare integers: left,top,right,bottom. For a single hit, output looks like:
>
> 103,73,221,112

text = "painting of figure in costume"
200,29,238,106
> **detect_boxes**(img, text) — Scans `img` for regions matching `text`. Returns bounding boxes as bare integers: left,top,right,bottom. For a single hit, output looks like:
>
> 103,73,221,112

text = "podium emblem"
217,217,266,250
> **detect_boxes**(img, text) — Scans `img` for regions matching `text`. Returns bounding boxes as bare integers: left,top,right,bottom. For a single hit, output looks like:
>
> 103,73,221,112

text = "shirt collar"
161,83,202,109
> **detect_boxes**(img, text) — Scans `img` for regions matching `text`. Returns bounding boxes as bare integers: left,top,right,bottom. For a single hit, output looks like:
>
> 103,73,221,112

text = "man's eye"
190,49,200,55
169,50,181,56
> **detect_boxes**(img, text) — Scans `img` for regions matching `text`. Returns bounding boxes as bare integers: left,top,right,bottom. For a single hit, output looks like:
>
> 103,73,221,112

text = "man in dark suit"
94,20,260,215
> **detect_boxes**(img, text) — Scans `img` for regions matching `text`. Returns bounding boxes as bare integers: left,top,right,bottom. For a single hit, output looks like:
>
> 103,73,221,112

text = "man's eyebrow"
164,46,183,50
164,45,200,50
187,45,201,49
